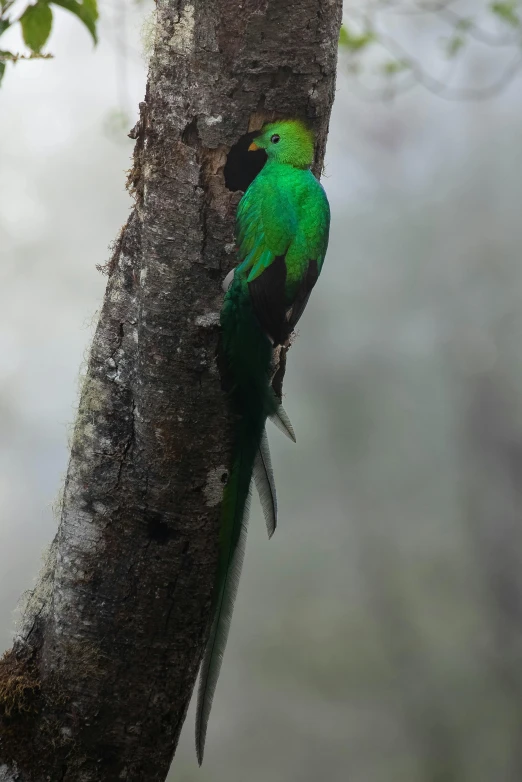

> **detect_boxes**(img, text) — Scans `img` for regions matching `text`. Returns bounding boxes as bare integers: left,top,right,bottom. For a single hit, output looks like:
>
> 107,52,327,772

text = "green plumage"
195,119,330,763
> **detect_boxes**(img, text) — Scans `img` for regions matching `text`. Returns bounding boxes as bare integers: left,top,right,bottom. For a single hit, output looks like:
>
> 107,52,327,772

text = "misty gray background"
2,3,522,780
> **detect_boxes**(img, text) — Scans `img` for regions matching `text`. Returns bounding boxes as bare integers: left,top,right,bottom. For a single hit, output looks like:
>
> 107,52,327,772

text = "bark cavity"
224,131,267,192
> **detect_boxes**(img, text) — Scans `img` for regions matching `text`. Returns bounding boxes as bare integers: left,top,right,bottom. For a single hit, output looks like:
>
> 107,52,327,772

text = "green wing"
236,179,295,281
236,171,330,345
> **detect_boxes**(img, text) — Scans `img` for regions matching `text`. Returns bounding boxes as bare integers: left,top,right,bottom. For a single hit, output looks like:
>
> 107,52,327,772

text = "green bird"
195,119,330,763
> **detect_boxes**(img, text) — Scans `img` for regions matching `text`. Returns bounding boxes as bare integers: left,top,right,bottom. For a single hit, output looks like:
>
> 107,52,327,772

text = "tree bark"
0,1,341,779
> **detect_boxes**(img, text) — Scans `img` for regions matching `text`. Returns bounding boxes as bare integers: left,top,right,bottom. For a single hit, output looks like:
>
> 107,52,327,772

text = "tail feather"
253,428,277,538
195,429,258,764
269,397,297,443
195,489,251,765
196,273,275,763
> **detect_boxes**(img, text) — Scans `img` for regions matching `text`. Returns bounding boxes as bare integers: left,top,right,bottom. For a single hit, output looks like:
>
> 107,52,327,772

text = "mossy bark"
0,0,341,778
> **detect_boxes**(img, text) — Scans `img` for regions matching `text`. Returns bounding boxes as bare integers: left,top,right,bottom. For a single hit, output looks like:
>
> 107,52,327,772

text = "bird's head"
248,119,315,169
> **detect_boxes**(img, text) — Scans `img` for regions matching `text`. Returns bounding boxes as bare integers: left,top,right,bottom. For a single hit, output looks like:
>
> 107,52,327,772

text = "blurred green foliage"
339,0,522,97
0,0,97,84
491,0,521,27
339,24,376,52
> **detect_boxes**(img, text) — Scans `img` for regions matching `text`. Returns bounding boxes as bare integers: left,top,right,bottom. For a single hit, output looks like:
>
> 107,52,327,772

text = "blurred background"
2,1,522,779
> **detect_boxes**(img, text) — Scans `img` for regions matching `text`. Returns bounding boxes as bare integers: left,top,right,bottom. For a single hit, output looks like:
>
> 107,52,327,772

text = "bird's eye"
270,134,280,144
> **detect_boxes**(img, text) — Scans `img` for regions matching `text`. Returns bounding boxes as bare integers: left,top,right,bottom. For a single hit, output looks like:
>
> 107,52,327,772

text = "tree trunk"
0,1,341,778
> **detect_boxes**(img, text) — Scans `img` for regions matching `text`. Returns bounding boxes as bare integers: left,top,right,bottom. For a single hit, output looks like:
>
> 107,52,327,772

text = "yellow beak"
248,141,260,151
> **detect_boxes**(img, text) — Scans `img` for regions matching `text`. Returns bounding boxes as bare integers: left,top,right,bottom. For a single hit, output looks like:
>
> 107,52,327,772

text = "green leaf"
382,59,410,76
339,24,375,53
490,1,520,26
20,2,53,53
456,17,473,31
50,0,98,43
0,18,11,35
0,60,5,85
445,34,465,58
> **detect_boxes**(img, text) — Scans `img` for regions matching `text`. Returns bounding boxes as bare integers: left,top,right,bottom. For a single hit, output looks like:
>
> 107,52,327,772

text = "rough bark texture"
0,1,341,779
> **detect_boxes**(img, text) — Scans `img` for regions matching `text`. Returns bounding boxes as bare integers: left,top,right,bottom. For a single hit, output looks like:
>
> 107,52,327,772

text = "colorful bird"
195,119,330,763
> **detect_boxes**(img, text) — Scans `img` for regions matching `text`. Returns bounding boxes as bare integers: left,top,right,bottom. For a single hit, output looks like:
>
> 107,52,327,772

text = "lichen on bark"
0,0,342,779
